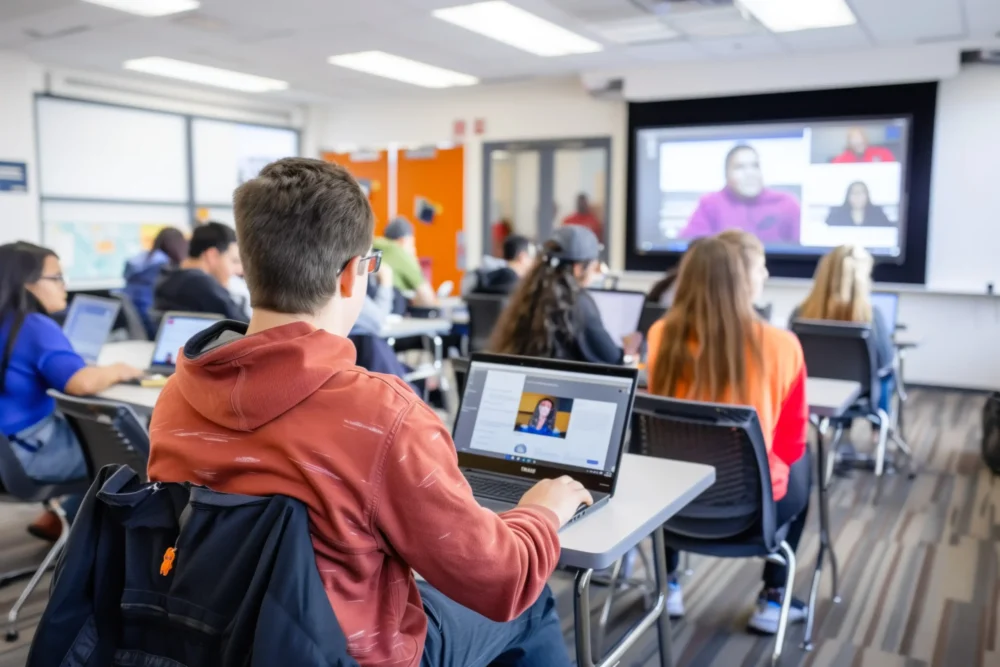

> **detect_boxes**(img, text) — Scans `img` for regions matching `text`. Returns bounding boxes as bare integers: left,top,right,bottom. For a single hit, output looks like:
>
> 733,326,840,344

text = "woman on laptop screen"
645,236,811,635
490,225,642,364
0,242,143,540
515,397,560,437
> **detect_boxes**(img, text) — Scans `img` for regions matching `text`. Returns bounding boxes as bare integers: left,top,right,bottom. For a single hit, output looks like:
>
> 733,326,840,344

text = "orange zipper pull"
160,546,176,576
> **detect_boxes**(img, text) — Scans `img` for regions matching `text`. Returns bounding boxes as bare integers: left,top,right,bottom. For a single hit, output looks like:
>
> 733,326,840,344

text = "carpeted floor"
0,389,993,666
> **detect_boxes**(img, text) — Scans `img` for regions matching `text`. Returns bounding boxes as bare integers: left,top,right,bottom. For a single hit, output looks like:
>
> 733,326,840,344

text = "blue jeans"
11,414,87,522
419,582,571,667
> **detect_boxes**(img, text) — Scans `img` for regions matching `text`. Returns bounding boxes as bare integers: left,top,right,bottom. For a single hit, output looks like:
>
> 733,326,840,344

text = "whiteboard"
37,97,188,202
192,119,299,204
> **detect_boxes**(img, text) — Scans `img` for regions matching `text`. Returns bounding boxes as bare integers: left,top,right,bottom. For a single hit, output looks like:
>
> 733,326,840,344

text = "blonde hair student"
645,237,811,635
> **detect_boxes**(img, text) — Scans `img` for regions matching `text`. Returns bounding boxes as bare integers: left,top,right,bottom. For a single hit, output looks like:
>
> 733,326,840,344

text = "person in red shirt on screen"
561,193,604,243
831,128,896,163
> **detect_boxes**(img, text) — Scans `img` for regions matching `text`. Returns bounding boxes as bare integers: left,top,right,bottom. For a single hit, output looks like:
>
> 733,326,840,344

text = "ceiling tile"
693,33,785,58
776,24,872,51
964,0,1000,38
625,41,703,62
852,0,966,44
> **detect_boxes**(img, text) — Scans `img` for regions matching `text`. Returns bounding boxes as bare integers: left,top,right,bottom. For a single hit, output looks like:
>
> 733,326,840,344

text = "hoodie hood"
173,321,357,432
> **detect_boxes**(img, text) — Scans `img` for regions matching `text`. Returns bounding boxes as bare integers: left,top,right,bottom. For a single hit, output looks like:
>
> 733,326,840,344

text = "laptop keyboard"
467,476,531,504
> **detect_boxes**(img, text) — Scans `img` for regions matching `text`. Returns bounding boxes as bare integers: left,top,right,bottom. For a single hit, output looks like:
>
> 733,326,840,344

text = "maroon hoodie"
148,322,561,666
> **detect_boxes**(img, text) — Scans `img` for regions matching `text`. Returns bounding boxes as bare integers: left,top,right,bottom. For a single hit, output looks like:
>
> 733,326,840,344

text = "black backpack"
982,392,1000,474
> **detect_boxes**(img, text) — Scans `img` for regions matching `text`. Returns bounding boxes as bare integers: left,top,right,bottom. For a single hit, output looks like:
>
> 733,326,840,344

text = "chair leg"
874,409,890,477
6,501,70,642
595,557,624,655
771,541,797,667
824,424,844,490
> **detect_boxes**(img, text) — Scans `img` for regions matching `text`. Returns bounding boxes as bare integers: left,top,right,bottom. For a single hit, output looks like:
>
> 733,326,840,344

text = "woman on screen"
680,145,801,245
490,225,642,364
793,245,894,411
517,397,560,436
645,237,810,635
0,242,143,541
824,181,893,228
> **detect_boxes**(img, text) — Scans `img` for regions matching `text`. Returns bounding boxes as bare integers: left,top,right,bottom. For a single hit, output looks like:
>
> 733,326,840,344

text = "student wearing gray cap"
372,217,438,307
489,226,642,364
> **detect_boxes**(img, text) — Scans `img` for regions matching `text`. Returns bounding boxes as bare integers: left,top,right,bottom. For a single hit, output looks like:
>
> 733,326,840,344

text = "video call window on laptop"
62,295,121,365
453,354,638,505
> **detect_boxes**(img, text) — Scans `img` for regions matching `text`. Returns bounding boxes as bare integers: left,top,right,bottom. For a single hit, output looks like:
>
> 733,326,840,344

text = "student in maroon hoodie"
147,158,591,667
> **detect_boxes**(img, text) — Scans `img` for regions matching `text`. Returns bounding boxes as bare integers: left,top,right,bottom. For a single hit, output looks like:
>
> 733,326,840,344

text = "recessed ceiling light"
123,57,289,92
736,0,856,33
433,1,602,57
328,51,478,88
81,0,200,17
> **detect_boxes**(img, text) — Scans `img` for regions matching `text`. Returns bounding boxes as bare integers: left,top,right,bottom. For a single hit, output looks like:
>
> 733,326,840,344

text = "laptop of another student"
452,353,639,528
62,295,121,365
147,312,223,375
587,288,647,345
871,291,899,334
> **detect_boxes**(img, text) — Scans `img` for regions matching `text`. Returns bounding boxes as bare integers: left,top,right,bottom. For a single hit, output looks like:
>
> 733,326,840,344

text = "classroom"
0,1,999,666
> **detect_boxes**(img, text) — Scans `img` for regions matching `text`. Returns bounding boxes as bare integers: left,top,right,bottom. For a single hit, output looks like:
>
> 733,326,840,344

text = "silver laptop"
147,312,222,375
871,291,899,333
452,353,638,528
588,288,646,345
62,295,121,365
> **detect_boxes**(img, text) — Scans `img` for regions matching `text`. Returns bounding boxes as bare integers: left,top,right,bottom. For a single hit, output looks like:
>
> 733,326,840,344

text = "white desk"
801,377,860,651
379,317,452,341
97,341,160,412
560,453,716,667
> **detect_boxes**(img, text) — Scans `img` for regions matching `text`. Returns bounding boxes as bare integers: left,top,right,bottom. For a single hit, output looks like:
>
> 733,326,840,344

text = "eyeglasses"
38,274,66,285
337,250,382,277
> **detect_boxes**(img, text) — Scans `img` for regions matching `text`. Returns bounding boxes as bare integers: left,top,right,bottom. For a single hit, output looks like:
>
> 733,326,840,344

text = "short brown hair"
234,158,374,314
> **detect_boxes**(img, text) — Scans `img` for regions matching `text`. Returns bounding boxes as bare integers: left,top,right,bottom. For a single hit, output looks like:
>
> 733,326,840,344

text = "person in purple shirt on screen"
680,144,801,244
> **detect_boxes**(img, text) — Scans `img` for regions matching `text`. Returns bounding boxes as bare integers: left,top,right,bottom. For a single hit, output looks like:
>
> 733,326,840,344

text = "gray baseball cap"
384,216,414,240
548,225,602,262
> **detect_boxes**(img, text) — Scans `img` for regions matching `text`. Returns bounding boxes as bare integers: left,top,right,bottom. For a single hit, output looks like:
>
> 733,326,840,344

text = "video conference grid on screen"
454,362,633,477
634,118,909,258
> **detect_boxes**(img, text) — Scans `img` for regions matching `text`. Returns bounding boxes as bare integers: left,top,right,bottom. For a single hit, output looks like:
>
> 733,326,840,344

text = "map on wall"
46,222,151,284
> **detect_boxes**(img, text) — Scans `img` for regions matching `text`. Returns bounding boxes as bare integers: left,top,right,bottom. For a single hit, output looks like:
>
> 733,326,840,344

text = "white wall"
318,65,1000,390
0,51,43,245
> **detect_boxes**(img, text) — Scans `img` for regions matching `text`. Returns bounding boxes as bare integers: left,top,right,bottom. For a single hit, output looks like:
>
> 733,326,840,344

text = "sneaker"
27,510,62,543
667,577,685,618
746,589,807,635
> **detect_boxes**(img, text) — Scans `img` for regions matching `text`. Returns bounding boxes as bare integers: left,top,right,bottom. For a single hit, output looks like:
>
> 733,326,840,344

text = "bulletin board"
396,146,465,289
322,150,389,231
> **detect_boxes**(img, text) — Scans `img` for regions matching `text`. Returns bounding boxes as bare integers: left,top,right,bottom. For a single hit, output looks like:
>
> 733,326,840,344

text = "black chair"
49,392,152,481
628,394,813,666
0,433,89,641
451,356,470,398
464,294,507,354
638,303,667,338
111,291,150,341
789,319,902,479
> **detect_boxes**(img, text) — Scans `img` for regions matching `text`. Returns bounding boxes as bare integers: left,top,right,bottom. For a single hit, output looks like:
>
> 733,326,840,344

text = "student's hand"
517,476,594,527
111,363,145,383
377,263,394,288
622,332,643,356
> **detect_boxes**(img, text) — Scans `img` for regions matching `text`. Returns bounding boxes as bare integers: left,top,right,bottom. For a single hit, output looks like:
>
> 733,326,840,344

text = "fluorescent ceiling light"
433,1,602,57
328,51,478,88
81,0,200,17
737,0,856,32
123,57,289,92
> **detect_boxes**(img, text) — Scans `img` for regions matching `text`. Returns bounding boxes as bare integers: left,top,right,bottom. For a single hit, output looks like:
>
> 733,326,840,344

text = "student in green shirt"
372,217,438,306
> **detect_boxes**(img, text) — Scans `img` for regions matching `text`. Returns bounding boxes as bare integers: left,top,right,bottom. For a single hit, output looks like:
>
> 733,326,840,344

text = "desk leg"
803,418,841,651
573,536,672,667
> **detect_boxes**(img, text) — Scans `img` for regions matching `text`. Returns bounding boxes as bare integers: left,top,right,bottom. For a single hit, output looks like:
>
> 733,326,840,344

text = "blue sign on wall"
0,161,27,192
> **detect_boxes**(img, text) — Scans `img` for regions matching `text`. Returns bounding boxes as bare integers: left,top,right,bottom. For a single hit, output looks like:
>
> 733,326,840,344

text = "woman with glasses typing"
644,237,811,635
0,242,142,541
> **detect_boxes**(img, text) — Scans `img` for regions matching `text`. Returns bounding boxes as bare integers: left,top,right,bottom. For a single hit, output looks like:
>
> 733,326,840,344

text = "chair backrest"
0,432,89,503
111,291,150,341
451,357,470,398
49,392,151,482
638,303,667,337
790,319,878,404
630,394,778,548
464,294,507,353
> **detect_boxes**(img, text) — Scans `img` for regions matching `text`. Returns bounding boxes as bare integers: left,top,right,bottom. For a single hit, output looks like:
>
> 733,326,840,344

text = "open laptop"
62,295,121,365
147,312,223,375
452,353,639,528
871,291,899,333
588,289,647,345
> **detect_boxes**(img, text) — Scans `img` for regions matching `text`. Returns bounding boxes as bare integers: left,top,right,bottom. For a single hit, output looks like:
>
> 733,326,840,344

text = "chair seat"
662,521,791,560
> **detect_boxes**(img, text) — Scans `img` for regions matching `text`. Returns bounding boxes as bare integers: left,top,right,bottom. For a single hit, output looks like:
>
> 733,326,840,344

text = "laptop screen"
588,289,646,346
871,291,899,333
454,359,636,480
62,295,120,364
151,315,220,367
